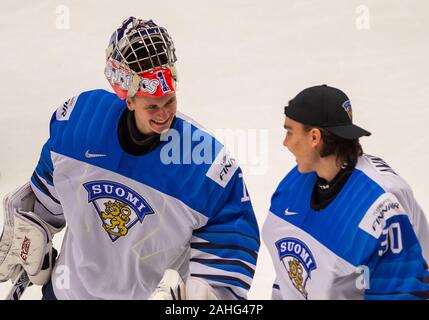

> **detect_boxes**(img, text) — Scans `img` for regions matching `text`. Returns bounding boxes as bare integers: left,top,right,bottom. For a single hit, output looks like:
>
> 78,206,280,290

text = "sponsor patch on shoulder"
206,149,239,188
358,193,406,238
56,95,79,121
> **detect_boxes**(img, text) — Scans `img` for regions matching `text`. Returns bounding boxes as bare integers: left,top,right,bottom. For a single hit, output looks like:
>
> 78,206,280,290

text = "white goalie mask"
105,17,178,99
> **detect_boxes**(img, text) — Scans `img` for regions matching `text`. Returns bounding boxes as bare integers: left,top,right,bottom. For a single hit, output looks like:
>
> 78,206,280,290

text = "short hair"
303,125,363,164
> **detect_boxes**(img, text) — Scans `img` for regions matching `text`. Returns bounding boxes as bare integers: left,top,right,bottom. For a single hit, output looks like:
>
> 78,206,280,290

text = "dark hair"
303,125,363,164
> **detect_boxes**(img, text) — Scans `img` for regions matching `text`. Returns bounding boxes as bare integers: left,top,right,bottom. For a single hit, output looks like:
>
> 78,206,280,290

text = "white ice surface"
0,0,428,299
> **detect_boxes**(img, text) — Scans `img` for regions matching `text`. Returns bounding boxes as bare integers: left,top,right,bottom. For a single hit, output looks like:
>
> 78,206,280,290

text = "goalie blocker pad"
0,182,61,285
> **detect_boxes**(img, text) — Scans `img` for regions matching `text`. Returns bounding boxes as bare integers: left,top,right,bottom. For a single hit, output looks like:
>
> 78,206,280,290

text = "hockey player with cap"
263,85,429,300
0,17,259,300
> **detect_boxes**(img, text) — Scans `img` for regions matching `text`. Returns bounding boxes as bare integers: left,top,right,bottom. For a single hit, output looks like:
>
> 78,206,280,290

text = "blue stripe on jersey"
191,257,255,278
191,273,250,290
34,141,55,187
270,166,385,266
191,243,257,266
193,229,260,247
31,171,60,204
193,231,259,253
48,89,237,219
31,173,47,195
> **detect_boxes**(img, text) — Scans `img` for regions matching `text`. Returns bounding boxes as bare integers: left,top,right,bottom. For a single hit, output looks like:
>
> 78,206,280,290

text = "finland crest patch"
341,100,353,121
275,238,317,299
83,181,155,242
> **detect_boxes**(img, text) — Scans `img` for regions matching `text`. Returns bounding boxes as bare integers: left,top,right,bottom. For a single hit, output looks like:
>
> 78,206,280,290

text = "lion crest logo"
84,181,155,242
276,238,317,299
101,200,132,237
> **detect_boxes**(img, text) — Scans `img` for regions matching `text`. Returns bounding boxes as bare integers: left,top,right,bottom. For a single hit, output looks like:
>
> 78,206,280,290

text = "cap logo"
342,100,353,121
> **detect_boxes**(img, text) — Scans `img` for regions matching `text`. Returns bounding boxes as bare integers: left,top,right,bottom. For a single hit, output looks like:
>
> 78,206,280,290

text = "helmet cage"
105,17,178,99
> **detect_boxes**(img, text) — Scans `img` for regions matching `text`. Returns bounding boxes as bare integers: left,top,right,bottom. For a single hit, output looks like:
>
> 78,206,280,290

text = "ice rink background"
0,0,428,299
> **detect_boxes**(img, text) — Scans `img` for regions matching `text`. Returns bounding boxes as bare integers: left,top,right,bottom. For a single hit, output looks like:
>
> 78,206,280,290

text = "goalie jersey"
263,155,429,300
30,89,259,300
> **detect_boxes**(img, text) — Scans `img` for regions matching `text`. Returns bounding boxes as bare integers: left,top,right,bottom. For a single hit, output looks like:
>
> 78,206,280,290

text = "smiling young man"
263,84,429,300
0,17,259,300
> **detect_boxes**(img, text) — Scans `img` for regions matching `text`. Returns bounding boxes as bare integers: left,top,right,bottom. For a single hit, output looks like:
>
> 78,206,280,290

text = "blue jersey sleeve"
29,99,74,226
364,196,429,300
189,168,260,300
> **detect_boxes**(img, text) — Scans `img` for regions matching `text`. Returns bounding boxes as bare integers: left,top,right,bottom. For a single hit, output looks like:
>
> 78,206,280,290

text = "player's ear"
125,97,135,111
310,128,322,148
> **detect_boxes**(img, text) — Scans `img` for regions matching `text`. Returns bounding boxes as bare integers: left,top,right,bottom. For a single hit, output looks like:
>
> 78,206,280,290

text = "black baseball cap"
284,85,371,139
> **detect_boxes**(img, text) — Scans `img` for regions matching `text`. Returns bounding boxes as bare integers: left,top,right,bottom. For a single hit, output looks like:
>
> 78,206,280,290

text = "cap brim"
324,124,371,139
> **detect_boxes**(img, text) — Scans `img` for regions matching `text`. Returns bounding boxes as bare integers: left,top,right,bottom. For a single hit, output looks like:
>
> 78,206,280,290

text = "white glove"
0,182,62,285
148,269,219,300
185,276,219,300
148,269,185,300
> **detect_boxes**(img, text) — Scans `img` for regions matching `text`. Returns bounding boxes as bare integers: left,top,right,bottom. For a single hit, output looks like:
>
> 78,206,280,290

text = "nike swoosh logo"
284,208,299,216
85,150,107,158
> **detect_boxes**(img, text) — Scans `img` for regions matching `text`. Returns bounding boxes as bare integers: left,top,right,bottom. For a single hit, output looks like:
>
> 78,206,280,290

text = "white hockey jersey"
30,89,260,300
263,154,429,300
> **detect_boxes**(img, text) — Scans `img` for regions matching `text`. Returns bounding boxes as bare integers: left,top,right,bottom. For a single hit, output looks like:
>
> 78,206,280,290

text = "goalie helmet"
105,17,178,99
